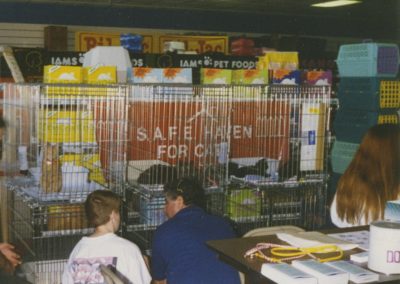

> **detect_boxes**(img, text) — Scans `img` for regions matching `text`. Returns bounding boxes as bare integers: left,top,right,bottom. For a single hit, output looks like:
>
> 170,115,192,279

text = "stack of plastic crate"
332,43,400,192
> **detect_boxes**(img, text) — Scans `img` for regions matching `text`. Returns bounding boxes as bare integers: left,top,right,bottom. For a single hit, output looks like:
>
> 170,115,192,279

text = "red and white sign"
128,99,290,164
128,99,230,165
230,100,290,162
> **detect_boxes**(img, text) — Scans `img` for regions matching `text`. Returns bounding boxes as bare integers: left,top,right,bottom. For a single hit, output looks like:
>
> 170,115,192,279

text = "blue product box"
120,33,143,53
306,70,332,86
272,69,301,85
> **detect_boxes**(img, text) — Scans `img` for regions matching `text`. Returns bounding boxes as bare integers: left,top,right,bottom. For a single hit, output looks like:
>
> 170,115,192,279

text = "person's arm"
143,255,150,270
0,243,21,267
152,280,166,284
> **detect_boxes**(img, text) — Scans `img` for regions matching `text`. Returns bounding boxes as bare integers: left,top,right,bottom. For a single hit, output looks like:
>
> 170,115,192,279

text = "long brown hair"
335,124,400,224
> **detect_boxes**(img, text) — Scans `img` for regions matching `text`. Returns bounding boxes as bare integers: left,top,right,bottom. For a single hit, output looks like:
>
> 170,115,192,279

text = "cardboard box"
83,46,132,83
162,68,192,84
258,52,299,71
200,68,232,84
306,70,332,86
61,153,106,186
43,65,82,84
132,67,163,83
232,69,268,84
83,66,117,84
300,103,326,171
39,110,96,143
230,37,255,56
43,65,83,96
272,69,301,85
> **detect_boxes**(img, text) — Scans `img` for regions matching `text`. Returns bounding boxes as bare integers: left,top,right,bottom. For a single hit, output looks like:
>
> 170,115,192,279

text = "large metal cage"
2,83,128,284
2,83,332,283
125,84,332,251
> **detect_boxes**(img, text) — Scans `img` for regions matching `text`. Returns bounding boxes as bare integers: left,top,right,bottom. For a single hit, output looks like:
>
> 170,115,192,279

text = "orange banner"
75,32,154,53
230,100,290,162
128,100,290,164
128,100,230,164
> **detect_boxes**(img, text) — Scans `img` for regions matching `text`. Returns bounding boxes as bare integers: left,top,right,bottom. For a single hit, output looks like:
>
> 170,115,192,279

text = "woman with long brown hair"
330,123,400,227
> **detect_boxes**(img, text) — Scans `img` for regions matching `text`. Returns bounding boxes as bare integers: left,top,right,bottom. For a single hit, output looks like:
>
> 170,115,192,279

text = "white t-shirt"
62,233,151,284
330,195,368,228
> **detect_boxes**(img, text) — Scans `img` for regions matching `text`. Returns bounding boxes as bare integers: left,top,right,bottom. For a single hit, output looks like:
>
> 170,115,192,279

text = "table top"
207,226,400,283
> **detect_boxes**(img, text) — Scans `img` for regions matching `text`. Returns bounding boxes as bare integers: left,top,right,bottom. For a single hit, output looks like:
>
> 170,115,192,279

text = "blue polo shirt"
152,206,240,284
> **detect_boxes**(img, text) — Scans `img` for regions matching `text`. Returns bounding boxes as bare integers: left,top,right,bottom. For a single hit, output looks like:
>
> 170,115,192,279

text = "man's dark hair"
163,176,206,208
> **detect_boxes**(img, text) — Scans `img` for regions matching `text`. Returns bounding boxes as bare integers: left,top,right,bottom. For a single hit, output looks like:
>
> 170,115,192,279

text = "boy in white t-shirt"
62,190,151,284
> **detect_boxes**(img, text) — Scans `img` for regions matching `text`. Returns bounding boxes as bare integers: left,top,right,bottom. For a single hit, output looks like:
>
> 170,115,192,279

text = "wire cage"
126,84,235,188
2,83,128,283
226,180,327,235
19,259,67,284
225,85,331,233
125,84,332,251
125,183,226,253
3,83,129,196
125,84,238,252
6,183,89,260
2,82,333,278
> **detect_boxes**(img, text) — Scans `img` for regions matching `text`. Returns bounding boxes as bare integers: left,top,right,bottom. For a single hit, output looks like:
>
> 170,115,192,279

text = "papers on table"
277,231,358,251
328,230,370,251
350,251,369,263
261,263,317,284
261,260,379,284
292,260,349,284
326,261,379,284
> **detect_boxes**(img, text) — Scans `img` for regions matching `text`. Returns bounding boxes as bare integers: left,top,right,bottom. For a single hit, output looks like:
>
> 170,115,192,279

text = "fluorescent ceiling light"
312,0,361,8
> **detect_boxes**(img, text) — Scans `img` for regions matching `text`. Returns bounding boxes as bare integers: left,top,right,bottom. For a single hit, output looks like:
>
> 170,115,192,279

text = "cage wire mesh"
125,84,234,251
125,84,331,250
227,85,331,235
3,83,128,284
3,83,333,280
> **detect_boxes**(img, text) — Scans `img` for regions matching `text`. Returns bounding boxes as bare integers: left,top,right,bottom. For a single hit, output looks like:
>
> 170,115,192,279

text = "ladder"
0,45,25,83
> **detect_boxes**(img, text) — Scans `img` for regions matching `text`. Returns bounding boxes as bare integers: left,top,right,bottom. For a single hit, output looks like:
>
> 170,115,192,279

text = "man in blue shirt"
152,177,240,284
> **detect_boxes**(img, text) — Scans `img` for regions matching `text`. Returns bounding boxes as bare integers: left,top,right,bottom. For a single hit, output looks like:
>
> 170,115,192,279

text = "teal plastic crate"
338,78,400,111
337,43,399,78
331,140,359,174
333,109,399,143
328,173,342,206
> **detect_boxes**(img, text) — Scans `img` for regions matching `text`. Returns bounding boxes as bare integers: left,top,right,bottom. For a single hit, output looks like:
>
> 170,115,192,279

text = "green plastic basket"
334,109,399,143
331,140,359,174
338,78,400,111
